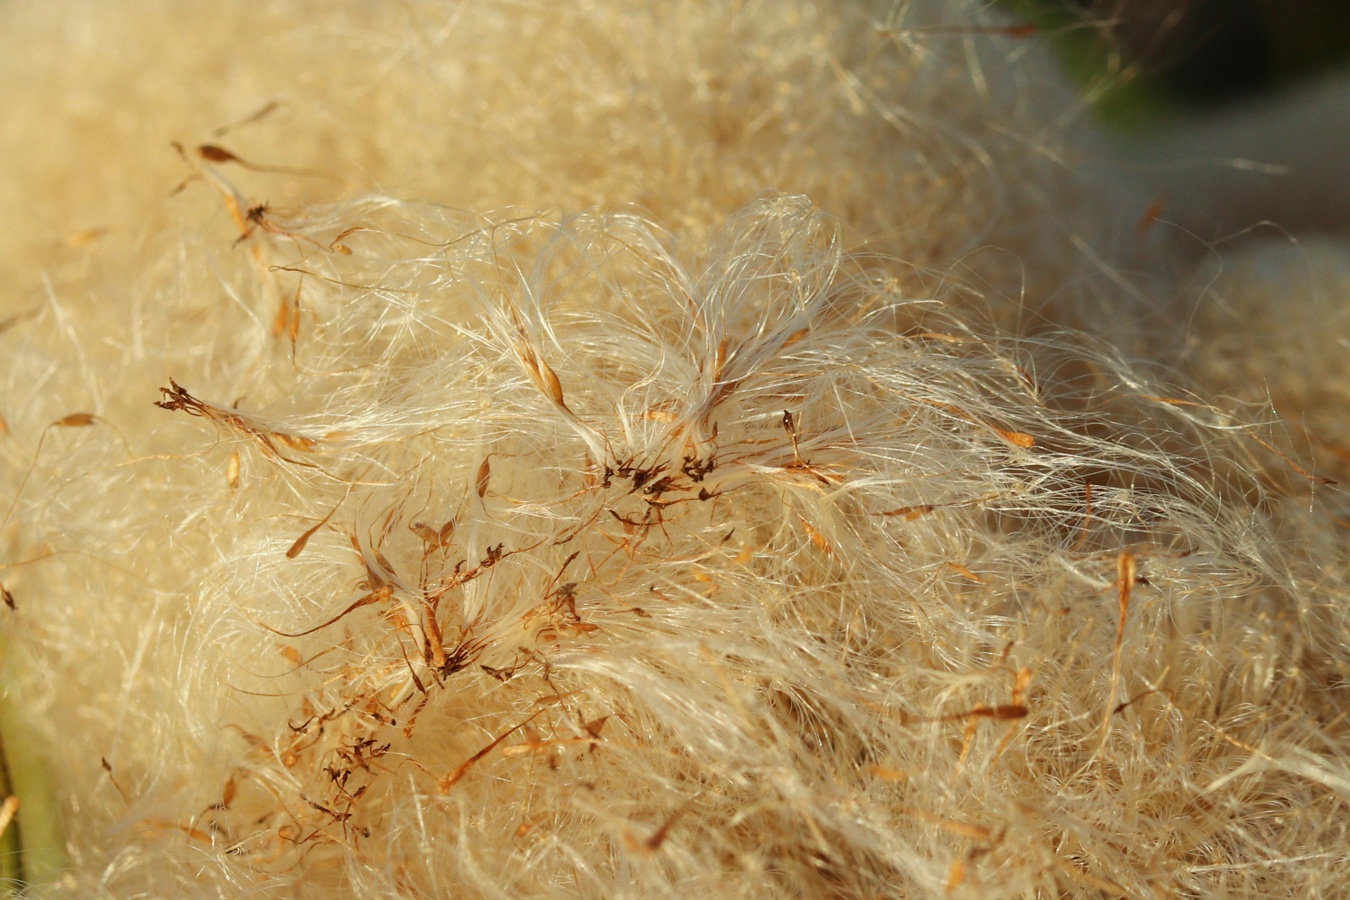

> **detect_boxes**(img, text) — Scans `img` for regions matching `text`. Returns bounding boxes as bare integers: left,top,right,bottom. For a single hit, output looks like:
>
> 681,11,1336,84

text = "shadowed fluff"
1,1,1347,897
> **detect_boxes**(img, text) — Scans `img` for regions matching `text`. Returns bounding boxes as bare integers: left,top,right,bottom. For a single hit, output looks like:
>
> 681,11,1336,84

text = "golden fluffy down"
0,1,1347,897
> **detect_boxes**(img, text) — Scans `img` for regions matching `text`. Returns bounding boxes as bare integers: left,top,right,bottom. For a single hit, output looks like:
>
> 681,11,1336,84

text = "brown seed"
196,144,241,164
286,504,339,559
410,522,440,547
997,428,1034,449
476,457,491,499
539,359,566,408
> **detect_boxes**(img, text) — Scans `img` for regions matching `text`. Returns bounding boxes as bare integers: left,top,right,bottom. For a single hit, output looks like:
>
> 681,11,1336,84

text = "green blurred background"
1002,0,1350,127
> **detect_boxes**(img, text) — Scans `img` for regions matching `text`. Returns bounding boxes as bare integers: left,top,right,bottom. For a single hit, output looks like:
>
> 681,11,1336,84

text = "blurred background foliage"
1000,0,1350,127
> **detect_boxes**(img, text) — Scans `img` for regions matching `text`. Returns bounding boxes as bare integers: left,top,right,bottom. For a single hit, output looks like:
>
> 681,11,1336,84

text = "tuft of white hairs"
1,1,1348,898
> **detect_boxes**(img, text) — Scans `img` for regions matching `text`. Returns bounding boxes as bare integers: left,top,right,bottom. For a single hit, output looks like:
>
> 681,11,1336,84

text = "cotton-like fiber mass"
1,1,1347,897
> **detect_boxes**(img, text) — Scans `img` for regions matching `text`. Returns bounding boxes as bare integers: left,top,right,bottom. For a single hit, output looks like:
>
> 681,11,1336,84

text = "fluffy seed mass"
1,1,1347,897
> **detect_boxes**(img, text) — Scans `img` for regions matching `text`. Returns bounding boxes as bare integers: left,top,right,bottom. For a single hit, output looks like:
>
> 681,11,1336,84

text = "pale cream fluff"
0,1,1347,897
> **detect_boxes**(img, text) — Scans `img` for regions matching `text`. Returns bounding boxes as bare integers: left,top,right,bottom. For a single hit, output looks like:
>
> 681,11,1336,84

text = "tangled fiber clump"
0,0,1348,897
